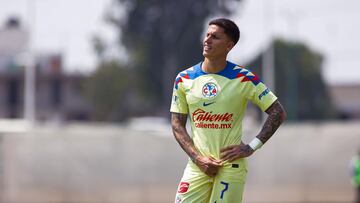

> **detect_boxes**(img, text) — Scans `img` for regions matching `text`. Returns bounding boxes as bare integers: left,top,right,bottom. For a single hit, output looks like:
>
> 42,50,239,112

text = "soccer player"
170,18,286,203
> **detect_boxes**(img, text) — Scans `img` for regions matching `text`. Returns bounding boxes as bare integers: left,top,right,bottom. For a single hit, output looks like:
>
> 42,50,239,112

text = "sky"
0,0,359,85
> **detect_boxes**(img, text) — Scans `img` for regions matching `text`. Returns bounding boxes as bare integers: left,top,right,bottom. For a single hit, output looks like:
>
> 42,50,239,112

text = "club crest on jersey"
202,82,218,98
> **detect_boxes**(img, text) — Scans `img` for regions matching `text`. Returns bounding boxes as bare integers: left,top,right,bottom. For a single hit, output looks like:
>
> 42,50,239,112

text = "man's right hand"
194,156,222,177
171,113,222,177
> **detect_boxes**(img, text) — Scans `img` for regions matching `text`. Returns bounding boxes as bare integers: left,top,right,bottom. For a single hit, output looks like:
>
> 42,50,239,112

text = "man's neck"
202,57,227,73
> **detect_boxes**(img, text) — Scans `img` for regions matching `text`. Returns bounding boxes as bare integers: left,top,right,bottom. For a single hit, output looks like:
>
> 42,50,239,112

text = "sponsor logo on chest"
192,109,233,129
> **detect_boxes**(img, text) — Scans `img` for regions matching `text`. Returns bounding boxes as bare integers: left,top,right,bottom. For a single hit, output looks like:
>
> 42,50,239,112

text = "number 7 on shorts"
220,181,229,199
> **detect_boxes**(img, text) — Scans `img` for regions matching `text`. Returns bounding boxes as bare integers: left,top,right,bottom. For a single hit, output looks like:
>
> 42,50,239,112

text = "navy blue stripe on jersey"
174,61,261,89
184,61,238,80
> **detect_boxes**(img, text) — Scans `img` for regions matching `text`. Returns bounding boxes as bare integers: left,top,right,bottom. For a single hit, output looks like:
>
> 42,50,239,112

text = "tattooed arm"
171,112,199,162
171,112,222,177
220,100,286,162
256,100,287,144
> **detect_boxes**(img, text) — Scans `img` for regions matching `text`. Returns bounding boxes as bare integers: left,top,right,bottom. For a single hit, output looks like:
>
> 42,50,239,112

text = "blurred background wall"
0,121,358,203
0,0,359,202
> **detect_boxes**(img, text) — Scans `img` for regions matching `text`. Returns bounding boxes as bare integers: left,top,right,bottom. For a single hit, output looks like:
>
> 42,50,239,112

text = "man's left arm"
220,100,286,162
256,100,287,144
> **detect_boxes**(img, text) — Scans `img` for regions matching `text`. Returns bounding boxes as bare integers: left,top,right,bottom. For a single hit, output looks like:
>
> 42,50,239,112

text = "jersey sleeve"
248,81,278,112
170,74,189,114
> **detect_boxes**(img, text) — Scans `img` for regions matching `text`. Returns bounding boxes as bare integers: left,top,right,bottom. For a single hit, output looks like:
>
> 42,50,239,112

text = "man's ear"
226,41,235,52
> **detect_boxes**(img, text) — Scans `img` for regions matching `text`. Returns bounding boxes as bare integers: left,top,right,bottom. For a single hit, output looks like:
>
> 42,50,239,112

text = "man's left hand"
220,143,254,162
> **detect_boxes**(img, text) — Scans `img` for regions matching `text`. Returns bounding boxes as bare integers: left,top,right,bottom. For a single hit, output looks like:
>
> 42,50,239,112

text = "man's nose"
204,36,211,43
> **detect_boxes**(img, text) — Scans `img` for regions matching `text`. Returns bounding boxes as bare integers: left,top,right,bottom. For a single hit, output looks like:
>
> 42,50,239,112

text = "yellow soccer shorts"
175,160,247,203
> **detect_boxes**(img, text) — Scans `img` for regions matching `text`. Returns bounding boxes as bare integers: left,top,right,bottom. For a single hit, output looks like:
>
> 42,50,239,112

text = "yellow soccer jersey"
170,61,277,165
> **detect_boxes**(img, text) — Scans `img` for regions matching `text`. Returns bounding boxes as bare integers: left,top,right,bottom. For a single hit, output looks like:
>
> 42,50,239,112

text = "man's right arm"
171,112,222,177
171,112,199,163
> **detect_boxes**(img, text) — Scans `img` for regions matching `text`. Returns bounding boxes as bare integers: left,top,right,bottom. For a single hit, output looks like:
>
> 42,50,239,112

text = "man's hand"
220,142,254,162
195,156,222,177
172,113,222,177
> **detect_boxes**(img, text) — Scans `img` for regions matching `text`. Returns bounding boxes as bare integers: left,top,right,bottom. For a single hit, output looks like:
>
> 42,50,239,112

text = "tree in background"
104,0,241,117
247,39,336,121
83,60,131,121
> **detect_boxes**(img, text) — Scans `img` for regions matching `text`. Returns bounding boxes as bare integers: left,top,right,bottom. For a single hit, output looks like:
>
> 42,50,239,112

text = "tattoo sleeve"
256,100,287,144
171,112,199,163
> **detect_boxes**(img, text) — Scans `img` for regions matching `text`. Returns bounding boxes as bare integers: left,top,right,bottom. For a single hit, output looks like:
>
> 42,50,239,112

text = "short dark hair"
209,18,240,45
